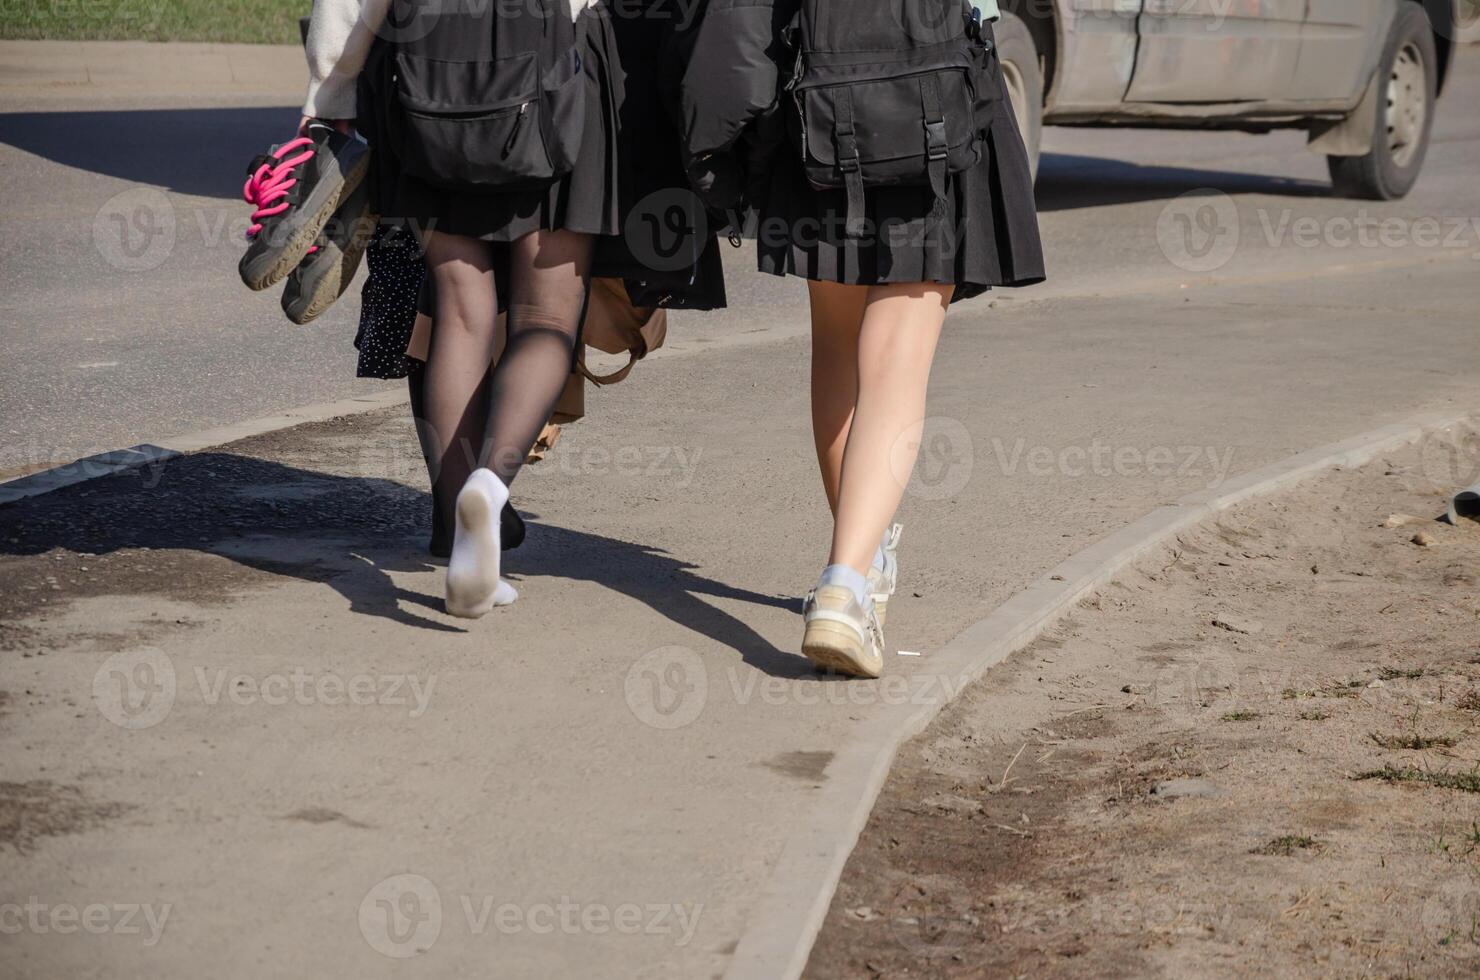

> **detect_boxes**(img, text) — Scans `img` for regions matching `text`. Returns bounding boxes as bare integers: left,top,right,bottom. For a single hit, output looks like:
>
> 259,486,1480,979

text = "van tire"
1328,4,1437,200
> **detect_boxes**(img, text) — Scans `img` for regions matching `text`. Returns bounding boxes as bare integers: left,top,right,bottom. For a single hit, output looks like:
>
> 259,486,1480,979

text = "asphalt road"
3,45,1478,479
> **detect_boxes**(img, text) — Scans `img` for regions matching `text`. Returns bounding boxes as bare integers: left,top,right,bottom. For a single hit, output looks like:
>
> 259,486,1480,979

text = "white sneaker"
801,585,885,679
866,523,903,628
446,469,519,618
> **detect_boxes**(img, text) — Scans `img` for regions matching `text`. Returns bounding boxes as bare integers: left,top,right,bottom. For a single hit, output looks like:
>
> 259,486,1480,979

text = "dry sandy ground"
807,445,1480,979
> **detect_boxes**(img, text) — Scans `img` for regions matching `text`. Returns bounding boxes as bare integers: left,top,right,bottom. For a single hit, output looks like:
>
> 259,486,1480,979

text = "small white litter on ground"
897,650,922,657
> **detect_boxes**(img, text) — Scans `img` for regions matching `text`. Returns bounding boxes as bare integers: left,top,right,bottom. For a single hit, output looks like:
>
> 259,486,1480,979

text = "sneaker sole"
241,151,369,293
283,217,374,325
283,249,348,325
802,619,883,679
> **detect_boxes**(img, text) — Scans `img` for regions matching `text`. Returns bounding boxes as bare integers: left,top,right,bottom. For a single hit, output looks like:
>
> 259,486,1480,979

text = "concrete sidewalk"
3,253,1480,977
0,40,306,107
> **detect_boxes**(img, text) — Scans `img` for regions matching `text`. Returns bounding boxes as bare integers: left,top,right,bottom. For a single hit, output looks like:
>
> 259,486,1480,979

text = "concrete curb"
722,409,1476,980
0,388,405,507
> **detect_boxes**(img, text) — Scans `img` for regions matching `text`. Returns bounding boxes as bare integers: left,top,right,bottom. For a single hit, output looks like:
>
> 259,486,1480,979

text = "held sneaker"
866,523,904,628
801,586,885,679
280,177,375,324
239,121,369,292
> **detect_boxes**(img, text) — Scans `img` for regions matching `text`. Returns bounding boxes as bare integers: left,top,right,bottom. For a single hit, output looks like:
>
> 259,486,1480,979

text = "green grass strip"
0,0,307,46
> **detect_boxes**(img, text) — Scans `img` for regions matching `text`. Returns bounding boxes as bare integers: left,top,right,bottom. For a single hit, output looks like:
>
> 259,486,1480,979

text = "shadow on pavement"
0,451,802,677
1035,152,1330,211
0,106,300,199
0,110,1340,213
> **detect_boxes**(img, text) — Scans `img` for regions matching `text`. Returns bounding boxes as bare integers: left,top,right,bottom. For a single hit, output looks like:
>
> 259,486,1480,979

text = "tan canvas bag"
541,278,667,456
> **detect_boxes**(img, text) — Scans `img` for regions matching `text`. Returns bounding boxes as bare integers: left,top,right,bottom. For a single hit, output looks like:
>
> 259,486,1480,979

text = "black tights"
415,228,592,547
407,367,452,549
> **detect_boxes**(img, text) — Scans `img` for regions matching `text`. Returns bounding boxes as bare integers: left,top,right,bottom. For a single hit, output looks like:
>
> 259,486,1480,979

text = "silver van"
995,0,1477,197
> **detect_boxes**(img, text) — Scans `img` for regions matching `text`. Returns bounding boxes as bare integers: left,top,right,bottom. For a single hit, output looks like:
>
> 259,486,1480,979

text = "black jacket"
592,2,729,310
676,0,799,211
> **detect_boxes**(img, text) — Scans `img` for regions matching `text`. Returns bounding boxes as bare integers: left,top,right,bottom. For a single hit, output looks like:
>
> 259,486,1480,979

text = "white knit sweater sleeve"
303,0,392,119
303,0,599,119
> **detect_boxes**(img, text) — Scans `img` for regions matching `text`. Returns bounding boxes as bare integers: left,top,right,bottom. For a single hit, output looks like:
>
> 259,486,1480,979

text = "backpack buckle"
925,120,948,161
837,132,861,173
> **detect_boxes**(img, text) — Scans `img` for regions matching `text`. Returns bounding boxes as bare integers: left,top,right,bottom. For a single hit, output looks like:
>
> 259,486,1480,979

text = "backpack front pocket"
394,51,556,190
795,66,980,191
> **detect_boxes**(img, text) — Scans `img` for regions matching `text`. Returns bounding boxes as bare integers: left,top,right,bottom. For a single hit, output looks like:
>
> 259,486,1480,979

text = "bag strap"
577,349,640,387
920,74,949,205
834,87,867,238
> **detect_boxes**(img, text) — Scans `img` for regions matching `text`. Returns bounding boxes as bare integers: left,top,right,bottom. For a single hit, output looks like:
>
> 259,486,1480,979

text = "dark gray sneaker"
280,178,375,325
239,121,369,292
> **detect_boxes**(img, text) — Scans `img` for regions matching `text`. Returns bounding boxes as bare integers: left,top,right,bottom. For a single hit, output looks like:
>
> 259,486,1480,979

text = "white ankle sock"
818,564,869,608
446,469,518,617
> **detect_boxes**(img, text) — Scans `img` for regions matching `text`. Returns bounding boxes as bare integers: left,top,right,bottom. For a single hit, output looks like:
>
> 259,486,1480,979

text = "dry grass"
1369,732,1459,750
1353,766,1480,794
1252,835,1320,856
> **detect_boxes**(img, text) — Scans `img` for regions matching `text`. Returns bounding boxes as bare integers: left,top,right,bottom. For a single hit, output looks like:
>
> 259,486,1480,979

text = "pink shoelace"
242,137,319,253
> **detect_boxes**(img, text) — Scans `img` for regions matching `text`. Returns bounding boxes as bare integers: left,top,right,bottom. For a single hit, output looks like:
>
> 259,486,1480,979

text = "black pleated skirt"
756,36,1045,302
364,6,623,243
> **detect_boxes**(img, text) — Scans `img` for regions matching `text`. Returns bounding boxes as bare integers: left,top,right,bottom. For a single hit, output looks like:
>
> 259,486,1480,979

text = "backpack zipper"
786,46,808,162
503,102,530,157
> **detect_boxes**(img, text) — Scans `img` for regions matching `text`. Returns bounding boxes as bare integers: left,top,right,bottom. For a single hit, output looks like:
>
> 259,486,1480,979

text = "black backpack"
786,0,991,236
388,0,585,191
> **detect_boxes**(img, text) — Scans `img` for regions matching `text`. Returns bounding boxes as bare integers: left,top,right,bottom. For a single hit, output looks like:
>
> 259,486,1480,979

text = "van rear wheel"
1327,4,1437,200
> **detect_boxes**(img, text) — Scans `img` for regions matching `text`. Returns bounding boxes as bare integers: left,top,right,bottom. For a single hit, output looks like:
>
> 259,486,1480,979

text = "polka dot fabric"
353,223,425,380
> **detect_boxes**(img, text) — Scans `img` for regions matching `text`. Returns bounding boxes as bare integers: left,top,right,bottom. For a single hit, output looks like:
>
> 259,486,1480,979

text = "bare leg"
808,280,868,514
826,282,952,576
